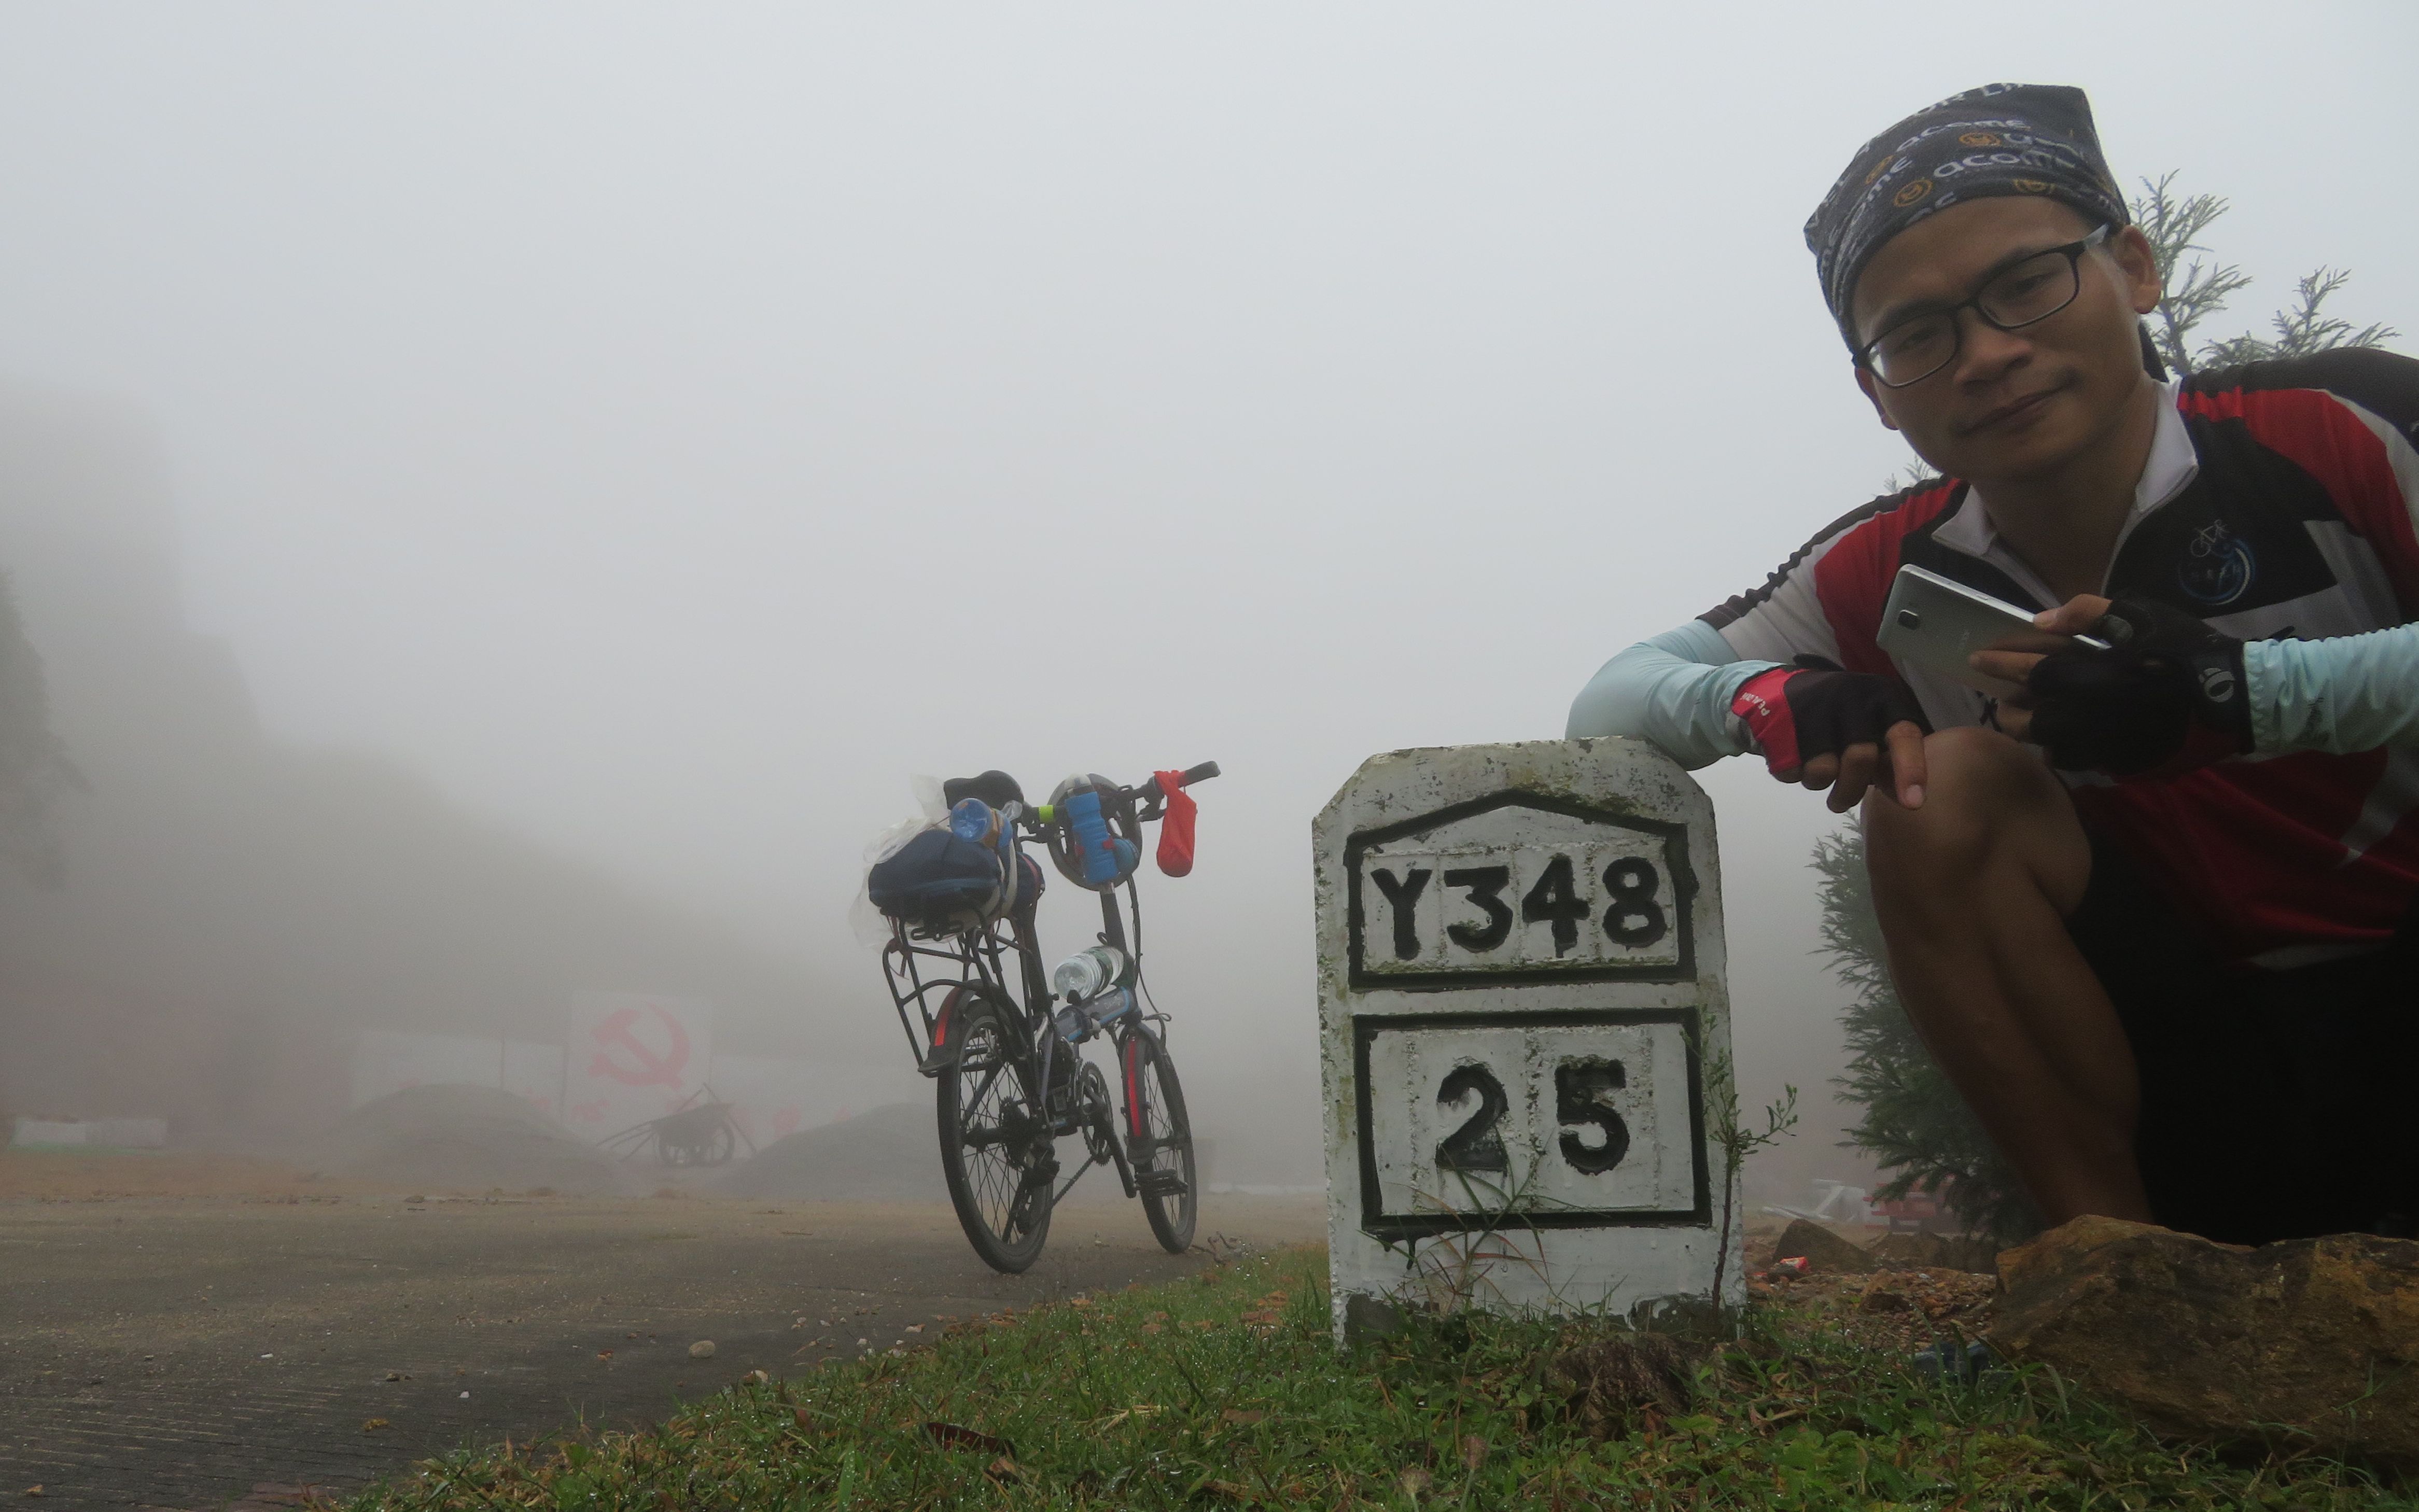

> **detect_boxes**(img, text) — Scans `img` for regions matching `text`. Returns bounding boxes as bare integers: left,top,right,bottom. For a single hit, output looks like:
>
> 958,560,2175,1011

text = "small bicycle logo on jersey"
2180,519,2256,607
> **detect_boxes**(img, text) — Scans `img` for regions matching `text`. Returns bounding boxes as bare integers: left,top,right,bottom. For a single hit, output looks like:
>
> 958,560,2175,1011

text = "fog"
0,6,2410,1191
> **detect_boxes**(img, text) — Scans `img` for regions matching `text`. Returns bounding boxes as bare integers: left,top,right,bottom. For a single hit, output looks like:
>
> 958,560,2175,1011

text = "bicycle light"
1051,944,1127,1004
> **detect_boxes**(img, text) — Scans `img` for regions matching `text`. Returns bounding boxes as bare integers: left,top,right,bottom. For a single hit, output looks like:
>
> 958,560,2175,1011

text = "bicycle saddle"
943,769,1026,811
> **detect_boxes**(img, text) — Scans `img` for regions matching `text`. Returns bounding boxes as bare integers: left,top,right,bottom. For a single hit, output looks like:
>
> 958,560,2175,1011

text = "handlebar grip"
1131,763,1220,807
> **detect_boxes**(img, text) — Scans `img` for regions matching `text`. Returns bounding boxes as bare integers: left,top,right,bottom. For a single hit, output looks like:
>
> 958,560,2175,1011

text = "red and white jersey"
1704,349,2419,966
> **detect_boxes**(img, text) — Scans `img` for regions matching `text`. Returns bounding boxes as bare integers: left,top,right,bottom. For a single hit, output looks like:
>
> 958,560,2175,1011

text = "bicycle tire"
936,992,1054,1273
1122,1027,1197,1253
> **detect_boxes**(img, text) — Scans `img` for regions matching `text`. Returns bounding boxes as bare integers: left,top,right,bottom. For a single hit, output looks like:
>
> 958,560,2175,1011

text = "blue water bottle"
948,797,998,845
1065,788,1123,887
1083,985,1136,1028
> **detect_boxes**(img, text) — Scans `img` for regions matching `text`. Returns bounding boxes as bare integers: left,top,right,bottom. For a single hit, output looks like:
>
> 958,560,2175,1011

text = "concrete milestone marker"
1316,739,1738,1334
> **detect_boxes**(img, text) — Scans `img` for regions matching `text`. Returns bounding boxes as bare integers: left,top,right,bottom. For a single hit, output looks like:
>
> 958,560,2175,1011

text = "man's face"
1848,196,2161,486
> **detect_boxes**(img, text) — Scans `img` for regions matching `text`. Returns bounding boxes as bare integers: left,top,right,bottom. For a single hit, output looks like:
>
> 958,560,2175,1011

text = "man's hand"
1971,594,2251,774
1731,660,1931,813
1969,595,2108,741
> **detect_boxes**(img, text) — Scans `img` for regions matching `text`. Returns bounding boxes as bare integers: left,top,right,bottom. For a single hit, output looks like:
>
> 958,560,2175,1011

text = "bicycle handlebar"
1017,762,1218,830
1143,761,1220,801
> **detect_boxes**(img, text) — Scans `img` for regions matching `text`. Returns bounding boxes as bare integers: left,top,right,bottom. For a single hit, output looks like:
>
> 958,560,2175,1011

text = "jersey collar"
1931,376,2199,603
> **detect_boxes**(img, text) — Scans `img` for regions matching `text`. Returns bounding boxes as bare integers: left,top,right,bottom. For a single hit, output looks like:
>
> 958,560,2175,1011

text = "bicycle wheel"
936,992,1054,1273
1122,1027,1197,1253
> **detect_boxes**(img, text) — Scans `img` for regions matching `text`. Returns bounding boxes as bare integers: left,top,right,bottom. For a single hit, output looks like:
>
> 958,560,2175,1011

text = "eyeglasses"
1856,223,2110,388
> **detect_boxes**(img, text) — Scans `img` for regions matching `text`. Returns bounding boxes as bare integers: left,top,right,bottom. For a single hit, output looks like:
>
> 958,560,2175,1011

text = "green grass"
349,1247,2412,1510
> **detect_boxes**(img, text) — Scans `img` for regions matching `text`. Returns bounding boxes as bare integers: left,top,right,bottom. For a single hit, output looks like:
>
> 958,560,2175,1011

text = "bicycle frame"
878,849,1165,1203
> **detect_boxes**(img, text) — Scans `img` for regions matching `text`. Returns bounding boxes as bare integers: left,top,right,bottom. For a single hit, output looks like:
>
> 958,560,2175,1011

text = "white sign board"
563,992,714,1140
1317,739,1738,1333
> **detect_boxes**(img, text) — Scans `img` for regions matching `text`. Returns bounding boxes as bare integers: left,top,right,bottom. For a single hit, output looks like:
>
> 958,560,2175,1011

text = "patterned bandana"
1805,83,2130,347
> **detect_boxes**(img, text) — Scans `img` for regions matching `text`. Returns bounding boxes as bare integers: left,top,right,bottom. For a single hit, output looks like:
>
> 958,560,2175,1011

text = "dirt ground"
0,1149,1327,1510
0,1149,400,1203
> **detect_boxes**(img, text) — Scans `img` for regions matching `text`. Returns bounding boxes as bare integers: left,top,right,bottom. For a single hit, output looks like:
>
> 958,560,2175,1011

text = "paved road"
1,1187,1324,1510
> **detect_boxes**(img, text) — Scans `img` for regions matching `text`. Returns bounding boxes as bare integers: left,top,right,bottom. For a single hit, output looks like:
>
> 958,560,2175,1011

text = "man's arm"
1568,619,1929,810
1575,481,1961,803
2250,624,2419,754
1565,620,1773,766
2241,350,2419,755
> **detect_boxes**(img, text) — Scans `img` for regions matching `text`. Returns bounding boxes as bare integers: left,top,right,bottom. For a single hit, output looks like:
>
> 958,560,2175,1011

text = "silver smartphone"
1876,564,2106,698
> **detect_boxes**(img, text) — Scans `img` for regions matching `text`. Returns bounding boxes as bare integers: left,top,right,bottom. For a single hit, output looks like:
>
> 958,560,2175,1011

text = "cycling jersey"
1571,348,2419,966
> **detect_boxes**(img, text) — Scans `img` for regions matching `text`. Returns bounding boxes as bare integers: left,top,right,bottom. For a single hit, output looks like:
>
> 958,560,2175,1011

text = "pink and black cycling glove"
1730,656,1931,778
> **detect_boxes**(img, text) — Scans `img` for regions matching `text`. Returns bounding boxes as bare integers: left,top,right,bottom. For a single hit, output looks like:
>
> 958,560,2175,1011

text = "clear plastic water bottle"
1054,1005,1094,1044
1052,945,1128,1004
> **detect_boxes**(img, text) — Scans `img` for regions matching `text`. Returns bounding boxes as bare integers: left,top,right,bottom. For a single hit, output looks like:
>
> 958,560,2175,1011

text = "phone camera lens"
1896,609,1922,630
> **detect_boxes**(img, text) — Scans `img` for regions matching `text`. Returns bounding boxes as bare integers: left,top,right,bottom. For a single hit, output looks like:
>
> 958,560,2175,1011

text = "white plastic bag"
848,776,953,948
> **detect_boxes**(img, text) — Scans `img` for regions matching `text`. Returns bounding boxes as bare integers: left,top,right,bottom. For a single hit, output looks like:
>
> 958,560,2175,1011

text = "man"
1569,83,2419,1246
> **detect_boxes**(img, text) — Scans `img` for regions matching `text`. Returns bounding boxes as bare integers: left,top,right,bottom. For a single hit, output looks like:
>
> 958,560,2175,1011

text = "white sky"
1,3,2411,1182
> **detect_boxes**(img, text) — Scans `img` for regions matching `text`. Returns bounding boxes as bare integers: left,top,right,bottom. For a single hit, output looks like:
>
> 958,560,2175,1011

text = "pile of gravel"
721,1101,946,1203
325,1084,631,1194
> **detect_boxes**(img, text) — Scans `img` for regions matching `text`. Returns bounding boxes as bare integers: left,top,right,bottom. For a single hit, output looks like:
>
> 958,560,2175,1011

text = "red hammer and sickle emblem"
588,1004,692,1088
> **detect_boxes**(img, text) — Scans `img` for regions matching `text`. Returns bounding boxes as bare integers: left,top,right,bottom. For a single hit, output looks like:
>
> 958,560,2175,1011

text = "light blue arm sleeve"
2247,624,2419,754
1565,620,1782,769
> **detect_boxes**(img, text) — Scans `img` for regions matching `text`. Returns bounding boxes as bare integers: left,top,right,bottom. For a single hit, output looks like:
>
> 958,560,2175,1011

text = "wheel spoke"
962,1057,1006,1110
941,1005,1057,1265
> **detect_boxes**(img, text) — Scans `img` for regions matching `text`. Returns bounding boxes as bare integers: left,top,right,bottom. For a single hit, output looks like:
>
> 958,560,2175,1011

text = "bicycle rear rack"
881,917,1045,1076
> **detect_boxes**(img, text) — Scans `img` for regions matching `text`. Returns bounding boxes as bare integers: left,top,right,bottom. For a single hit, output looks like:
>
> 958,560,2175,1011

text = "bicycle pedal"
1136,1169,1187,1199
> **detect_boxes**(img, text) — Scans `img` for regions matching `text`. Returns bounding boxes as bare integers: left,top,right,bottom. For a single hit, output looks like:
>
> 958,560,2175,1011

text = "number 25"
1433,1057,1630,1175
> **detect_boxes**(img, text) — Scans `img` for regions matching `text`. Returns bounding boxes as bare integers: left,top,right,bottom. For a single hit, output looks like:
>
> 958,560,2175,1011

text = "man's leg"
1860,725,2153,1226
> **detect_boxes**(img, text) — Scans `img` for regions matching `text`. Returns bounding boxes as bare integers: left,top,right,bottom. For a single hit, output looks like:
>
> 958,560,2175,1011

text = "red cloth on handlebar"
1153,769,1197,878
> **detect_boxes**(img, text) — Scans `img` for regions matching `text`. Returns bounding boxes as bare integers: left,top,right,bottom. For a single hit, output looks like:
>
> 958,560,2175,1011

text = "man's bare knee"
1865,728,2032,851
1865,725,2087,910
1920,724,2050,800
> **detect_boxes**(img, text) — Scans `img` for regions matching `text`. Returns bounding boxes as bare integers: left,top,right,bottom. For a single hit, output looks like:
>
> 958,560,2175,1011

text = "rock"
1341,1293,1406,1345
688,1340,716,1360
1544,1332,1709,1437
1990,1216,2419,1465
1768,1219,1871,1275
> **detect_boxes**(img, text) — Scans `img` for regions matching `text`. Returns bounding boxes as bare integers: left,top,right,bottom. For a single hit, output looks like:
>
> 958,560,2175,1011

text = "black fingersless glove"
2026,598,2250,776
1730,655,1932,776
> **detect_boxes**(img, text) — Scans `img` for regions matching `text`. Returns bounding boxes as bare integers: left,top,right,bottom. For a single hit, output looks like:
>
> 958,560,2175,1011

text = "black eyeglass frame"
1855,223,2113,389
